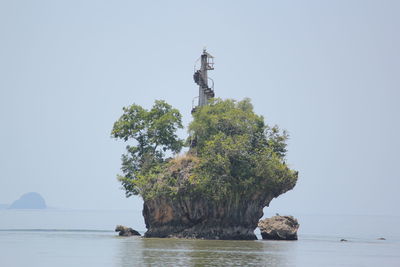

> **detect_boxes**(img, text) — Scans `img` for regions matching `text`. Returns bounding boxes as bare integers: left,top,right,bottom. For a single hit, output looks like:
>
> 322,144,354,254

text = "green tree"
112,97,297,201
111,100,184,197
189,98,297,198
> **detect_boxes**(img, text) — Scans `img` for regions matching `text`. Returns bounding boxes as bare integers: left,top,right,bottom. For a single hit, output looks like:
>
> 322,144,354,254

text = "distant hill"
9,192,47,209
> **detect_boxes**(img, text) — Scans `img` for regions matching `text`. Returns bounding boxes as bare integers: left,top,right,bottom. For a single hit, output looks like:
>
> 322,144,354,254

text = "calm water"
1,210,399,266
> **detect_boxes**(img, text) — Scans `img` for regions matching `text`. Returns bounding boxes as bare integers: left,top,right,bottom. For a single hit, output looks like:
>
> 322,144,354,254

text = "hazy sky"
0,0,399,216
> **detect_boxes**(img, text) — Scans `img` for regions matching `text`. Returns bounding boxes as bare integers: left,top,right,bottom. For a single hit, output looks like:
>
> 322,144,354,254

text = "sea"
0,209,399,267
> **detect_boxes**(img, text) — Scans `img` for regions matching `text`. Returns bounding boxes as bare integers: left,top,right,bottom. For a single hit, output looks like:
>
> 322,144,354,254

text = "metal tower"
192,49,214,113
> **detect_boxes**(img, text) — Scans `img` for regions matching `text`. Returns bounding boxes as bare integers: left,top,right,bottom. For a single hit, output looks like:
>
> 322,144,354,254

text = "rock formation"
115,225,141,236
143,196,268,240
9,192,47,209
142,157,296,240
258,215,299,240
112,98,298,240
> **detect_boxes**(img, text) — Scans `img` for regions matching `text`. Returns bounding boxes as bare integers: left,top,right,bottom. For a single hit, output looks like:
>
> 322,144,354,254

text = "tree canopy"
188,98,297,198
111,100,184,196
112,98,297,200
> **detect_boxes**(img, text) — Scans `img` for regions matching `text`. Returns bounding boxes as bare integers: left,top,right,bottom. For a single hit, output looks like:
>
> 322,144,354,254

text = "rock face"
258,216,299,240
141,154,297,240
142,188,295,240
9,192,46,209
115,225,141,236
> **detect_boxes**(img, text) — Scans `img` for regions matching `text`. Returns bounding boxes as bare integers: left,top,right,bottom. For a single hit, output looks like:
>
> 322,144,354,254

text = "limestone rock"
115,225,141,237
141,154,297,240
258,216,299,240
143,195,270,240
9,192,46,209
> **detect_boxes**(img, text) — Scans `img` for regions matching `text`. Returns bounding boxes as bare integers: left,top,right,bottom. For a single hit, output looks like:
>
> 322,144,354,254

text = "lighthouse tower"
192,49,215,113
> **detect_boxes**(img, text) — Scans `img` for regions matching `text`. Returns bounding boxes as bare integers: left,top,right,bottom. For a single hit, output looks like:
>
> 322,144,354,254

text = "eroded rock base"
145,225,257,240
142,195,275,240
258,216,299,241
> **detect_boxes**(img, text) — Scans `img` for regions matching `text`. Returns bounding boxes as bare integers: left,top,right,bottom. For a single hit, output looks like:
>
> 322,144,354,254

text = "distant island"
8,192,47,209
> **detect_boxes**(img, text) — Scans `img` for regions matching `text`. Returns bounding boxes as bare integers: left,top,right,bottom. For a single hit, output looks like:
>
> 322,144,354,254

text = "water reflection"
116,237,297,266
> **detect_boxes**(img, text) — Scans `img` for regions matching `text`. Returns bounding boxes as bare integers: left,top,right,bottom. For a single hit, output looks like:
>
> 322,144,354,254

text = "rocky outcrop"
115,225,141,236
143,196,262,240
9,192,46,209
114,98,299,240
143,184,295,240
258,216,299,240
141,152,297,240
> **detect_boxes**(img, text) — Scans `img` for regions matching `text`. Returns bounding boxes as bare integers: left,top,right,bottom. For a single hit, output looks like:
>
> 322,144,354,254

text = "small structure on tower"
192,49,215,113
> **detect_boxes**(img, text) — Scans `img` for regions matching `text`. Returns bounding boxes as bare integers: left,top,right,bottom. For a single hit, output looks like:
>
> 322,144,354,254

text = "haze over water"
1,0,399,216
1,210,399,266
1,0,399,266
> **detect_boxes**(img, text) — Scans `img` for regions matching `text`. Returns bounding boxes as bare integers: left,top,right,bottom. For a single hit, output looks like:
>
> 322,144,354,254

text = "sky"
0,0,399,216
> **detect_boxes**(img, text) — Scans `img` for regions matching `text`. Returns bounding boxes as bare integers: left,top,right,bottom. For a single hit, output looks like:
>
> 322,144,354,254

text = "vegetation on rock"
111,100,184,198
112,98,297,202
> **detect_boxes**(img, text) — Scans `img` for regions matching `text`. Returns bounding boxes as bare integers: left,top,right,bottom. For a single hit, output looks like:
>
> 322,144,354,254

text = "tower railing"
192,49,215,114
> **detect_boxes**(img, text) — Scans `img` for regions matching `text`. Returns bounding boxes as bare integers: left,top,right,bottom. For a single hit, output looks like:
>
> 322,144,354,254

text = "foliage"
188,98,297,199
112,98,298,200
111,100,184,197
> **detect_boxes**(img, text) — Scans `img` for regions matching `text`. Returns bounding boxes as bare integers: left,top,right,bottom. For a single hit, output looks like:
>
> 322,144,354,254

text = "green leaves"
112,100,184,197
112,104,147,142
189,98,266,153
112,98,297,201
188,98,297,199
146,100,184,154
112,100,183,154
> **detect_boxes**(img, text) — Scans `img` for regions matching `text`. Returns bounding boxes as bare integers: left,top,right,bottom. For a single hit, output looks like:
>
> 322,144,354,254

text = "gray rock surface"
143,195,272,240
258,215,299,240
115,225,141,236
142,159,297,240
9,192,46,209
